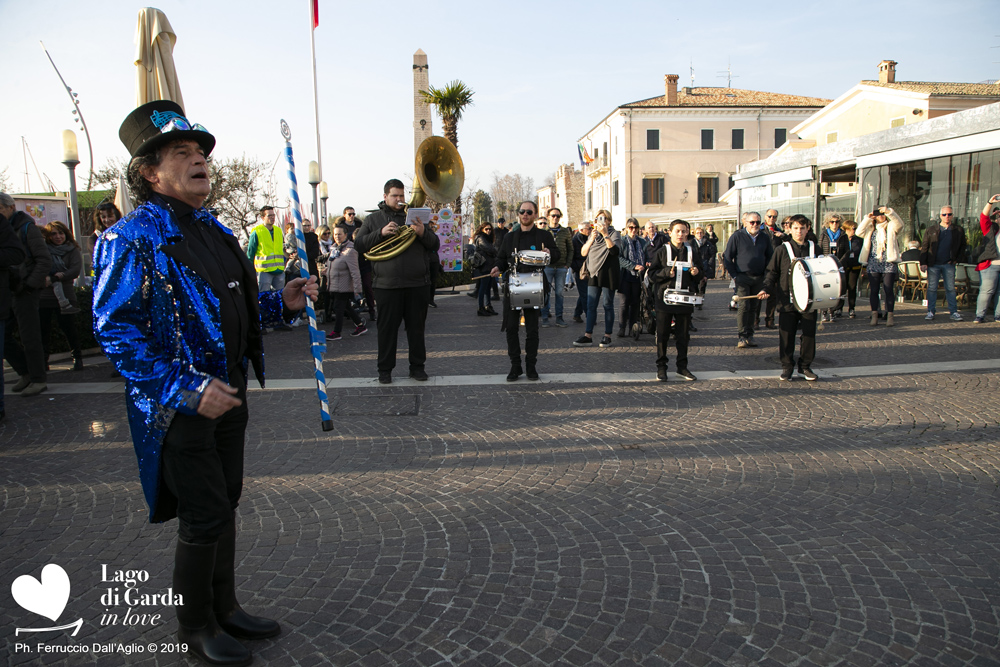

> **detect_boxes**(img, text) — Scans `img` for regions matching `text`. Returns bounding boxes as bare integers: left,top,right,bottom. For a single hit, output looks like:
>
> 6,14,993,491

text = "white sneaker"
924,312,935,320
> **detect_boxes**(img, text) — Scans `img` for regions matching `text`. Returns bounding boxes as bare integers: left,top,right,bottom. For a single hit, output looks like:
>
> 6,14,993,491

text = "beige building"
780,61,1000,153
733,61,1000,244
577,74,829,226
536,164,585,227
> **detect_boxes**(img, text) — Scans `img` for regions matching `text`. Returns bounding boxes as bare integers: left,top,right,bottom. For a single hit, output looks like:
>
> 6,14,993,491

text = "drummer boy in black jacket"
761,215,819,382
648,219,703,382
491,202,559,382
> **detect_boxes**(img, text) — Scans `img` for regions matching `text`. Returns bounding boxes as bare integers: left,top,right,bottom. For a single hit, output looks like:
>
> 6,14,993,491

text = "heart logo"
11,564,71,622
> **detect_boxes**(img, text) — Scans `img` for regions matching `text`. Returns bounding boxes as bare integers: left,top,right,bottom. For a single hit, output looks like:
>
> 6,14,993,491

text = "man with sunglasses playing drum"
491,201,560,381
759,215,819,382
93,100,318,666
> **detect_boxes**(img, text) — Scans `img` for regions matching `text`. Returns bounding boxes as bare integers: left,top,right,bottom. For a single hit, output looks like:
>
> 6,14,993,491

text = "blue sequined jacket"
93,198,284,523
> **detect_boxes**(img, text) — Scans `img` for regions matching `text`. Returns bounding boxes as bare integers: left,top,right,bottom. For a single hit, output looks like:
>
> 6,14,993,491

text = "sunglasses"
160,117,209,134
747,221,761,225
518,210,534,215
627,226,638,230
941,213,953,217
346,212,356,217
549,213,562,218
766,215,777,219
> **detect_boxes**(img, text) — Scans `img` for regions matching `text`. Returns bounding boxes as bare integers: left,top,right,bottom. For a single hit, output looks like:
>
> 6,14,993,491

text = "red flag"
310,0,319,29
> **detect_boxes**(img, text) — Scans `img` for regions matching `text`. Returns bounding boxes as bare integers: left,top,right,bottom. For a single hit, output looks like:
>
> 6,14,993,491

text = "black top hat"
119,100,215,159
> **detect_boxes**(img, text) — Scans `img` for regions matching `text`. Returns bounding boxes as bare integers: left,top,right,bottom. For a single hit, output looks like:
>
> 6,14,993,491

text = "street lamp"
62,129,85,286
307,161,320,226
319,181,328,225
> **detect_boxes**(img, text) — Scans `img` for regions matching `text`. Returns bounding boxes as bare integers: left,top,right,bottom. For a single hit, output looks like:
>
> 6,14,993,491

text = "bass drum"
508,271,544,310
790,255,843,313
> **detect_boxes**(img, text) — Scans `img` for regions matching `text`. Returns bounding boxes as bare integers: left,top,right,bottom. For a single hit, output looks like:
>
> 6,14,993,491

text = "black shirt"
495,225,560,274
159,195,250,377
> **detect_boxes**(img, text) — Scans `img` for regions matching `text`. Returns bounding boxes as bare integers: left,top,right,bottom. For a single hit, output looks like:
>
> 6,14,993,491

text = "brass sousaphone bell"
364,136,465,262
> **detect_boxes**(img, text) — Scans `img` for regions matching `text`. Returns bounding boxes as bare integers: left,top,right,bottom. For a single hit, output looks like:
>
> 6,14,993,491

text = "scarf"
47,241,75,274
320,237,334,256
874,222,888,260
586,229,621,275
625,235,644,266
826,228,841,243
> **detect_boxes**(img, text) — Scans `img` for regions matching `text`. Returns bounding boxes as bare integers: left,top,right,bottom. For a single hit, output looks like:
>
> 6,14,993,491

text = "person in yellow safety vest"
247,206,293,331
247,206,287,291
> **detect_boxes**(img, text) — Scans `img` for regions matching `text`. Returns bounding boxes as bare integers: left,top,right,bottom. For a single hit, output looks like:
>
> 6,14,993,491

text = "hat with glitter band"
118,100,215,159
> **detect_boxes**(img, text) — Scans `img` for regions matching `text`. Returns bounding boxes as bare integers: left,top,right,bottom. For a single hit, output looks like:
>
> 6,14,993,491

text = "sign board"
435,208,464,272
13,195,70,228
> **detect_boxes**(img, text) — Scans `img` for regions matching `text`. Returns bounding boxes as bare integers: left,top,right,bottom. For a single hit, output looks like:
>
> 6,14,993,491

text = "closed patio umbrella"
134,7,184,107
114,174,134,217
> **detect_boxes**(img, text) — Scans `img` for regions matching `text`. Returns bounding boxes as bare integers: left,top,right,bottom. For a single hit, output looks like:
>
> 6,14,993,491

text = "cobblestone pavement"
2,281,999,666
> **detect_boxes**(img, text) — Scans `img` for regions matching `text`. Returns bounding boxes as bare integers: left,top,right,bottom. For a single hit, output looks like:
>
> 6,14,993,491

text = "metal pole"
42,42,95,191
309,6,323,181
63,159,84,287
311,184,319,230
321,197,328,224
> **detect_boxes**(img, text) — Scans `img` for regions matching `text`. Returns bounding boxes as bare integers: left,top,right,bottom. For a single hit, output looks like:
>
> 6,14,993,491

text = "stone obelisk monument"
413,49,433,157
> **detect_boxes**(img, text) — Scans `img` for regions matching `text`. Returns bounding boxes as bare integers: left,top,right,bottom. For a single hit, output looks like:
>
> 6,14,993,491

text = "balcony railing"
585,156,609,177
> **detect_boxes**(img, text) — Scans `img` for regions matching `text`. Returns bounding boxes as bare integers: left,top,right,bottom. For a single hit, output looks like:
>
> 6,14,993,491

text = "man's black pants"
506,307,539,368
655,310,690,371
734,274,764,339
374,286,428,374
161,369,249,544
778,310,817,370
4,289,46,383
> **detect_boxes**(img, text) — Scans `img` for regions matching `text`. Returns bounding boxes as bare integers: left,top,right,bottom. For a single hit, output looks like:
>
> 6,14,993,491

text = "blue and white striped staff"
280,119,334,431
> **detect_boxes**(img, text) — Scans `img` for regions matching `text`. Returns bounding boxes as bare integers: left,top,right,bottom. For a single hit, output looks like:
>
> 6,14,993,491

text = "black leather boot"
507,362,522,382
525,363,539,381
214,521,281,640
174,540,252,666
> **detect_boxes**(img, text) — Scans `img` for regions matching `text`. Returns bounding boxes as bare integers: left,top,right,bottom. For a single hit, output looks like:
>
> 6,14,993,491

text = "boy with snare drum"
760,215,820,382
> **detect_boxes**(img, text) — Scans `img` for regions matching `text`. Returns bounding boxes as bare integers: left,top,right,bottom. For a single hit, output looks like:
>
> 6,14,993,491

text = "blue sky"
0,0,994,211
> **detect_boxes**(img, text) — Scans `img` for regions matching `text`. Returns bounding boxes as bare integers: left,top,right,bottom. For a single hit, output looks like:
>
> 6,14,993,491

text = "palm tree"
420,80,474,214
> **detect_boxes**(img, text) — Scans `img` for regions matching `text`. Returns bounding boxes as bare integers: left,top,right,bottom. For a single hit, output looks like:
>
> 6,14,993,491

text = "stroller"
633,274,658,341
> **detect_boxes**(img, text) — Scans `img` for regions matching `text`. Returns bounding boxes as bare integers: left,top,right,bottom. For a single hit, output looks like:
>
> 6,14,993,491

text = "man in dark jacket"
723,211,773,348
353,179,440,384
762,215,819,382
491,201,559,381
0,199,27,422
541,207,573,327
920,205,967,322
0,193,51,397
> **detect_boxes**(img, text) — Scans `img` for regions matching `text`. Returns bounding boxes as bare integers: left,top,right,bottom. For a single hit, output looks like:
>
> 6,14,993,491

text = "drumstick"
470,274,495,280
733,294,766,301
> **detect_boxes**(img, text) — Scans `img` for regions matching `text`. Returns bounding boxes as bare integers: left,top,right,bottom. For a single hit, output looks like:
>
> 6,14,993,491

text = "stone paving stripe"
31,357,1000,394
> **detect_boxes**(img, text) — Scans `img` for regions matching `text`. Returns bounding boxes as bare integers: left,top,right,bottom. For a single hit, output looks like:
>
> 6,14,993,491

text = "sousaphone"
364,136,465,261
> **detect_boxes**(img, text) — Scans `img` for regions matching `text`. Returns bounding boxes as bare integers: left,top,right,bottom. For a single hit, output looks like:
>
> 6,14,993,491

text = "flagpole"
309,0,323,202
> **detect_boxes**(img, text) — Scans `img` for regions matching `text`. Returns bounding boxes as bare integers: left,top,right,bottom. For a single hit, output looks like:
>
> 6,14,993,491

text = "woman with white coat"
857,206,904,326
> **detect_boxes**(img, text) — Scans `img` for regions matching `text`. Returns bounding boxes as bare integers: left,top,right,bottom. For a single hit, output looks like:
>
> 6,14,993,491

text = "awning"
856,129,1000,169
649,204,738,226
734,166,814,189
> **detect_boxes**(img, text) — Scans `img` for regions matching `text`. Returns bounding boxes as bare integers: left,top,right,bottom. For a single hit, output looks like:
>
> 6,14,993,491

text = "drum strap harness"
783,241,815,304
665,242,695,291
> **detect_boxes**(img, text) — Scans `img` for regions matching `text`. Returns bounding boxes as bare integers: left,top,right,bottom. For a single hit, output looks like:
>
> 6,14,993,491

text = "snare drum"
790,255,843,313
663,290,704,307
516,250,550,267
508,271,545,310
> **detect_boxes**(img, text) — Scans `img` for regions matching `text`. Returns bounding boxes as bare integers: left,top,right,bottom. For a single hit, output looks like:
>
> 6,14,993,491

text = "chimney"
665,74,679,106
878,60,897,84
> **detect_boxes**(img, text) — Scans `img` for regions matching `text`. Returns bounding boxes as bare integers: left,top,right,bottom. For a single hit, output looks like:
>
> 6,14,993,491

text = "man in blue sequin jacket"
93,100,317,667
